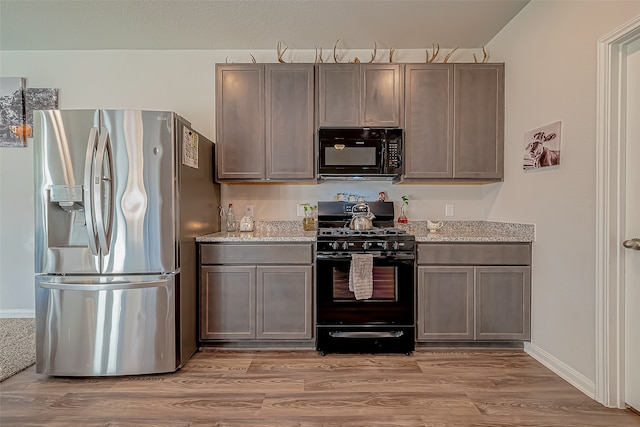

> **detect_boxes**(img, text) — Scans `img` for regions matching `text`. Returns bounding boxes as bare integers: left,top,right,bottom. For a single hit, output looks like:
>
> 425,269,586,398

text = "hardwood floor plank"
304,372,496,392
467,389,640,420
258,391,481,417
110,375,304,394
0,365,121,393
247,355,422,375
49,392,264,416
0,418,193,427
420,413,640,427
191,415,427,426
177,353,252,375
1,349,638,427
485,372,580,393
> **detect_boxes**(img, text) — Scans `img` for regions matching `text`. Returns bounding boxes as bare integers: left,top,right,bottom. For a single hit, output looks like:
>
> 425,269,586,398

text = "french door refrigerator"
33,109,220,376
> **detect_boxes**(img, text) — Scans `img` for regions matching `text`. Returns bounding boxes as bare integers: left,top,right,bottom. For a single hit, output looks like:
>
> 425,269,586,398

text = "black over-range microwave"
317,128,403,181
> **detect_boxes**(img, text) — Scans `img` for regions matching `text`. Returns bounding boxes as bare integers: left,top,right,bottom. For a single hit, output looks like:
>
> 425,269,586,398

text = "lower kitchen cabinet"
475,266,531,340
199,243,314,341
257,266,313,339
417,266,474,340
416,243,531,342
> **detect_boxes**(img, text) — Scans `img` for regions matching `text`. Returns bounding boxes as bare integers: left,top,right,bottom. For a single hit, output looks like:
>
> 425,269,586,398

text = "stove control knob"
382,241,389,250
392,241,400,250
331,241,339,250
341,241,349,250
362,241,370,250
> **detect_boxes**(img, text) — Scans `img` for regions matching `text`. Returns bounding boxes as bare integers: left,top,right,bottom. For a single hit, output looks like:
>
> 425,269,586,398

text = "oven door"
316,252,414,325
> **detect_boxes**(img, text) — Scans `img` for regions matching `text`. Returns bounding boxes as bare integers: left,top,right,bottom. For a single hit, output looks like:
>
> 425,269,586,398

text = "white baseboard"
0,309,35,318
525,342,596,399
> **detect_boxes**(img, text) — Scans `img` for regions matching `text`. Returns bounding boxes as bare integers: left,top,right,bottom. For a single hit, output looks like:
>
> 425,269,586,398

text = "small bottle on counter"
225,203,237,232
397,195,409,223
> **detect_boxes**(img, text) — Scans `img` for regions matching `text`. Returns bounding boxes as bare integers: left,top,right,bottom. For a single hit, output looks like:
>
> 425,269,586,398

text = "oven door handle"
329,331,405,339
316,252,415,261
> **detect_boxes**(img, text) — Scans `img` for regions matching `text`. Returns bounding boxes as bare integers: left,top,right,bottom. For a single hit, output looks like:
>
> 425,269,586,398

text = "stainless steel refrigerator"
33,109,220,376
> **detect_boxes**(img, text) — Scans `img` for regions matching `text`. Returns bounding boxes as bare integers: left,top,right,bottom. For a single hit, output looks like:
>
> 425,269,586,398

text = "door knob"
623,238,640,250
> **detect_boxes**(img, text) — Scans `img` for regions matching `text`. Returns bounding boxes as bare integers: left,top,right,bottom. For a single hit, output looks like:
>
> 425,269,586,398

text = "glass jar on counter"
302,204,317,231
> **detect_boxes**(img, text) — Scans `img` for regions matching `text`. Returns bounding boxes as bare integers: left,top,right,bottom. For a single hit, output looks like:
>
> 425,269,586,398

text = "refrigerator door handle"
39,277,171,291
94,127,114,255
83,127,99,256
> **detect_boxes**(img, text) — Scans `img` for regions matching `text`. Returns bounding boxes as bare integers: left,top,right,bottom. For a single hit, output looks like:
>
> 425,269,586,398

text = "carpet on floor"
0,318,36,382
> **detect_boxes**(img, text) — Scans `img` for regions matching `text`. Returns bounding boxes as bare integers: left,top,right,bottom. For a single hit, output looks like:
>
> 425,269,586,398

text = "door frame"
595,15,640,408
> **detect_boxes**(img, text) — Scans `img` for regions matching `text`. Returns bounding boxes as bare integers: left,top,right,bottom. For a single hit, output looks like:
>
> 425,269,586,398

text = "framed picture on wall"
523,120,562,170
0,77,27,147
25,88,59,126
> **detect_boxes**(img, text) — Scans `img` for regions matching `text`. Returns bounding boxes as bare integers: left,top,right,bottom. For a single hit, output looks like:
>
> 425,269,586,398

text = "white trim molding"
595,15,640,408
525,342,596,399
0,309,35,318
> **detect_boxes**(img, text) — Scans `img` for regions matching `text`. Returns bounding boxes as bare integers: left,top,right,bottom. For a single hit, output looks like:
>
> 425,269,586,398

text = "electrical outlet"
245,205,254,217
297,203,306,217
445,203,454,217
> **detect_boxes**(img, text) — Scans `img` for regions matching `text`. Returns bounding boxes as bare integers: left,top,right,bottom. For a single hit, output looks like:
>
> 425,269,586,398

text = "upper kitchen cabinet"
403,63,504,182
317,64,402,127
455,64,504,180
404,64,454,179
216,64,315,181
216,64,264,180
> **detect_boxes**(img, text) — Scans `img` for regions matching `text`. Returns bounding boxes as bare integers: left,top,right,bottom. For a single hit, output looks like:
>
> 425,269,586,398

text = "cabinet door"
256,266,313,339
404,64,454,179
416,266,474,341
265,64,315,180
454,64,504,179
317,64,360,127
475,266,531,340
200,265,256,340
361,64,402,127
216,64,265,180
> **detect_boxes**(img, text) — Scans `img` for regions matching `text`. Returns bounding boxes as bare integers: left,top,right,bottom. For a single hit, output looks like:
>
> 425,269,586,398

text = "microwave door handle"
94,128,113,255
83,127,99,256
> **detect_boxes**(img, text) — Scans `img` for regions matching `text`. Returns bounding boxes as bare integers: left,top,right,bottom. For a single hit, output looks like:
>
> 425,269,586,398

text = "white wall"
0,47,488,316
486,1,640,396
0,145,35,317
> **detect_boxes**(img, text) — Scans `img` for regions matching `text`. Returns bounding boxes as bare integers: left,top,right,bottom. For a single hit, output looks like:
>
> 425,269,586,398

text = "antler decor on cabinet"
473,46,488,63
315,46,324,63
443,47,459,63
277,40,288,63
255,41,490,64
426,43,440,63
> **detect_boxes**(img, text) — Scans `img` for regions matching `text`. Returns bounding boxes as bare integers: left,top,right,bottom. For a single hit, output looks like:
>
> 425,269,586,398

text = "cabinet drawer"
200,244,313,265
418,243,531,266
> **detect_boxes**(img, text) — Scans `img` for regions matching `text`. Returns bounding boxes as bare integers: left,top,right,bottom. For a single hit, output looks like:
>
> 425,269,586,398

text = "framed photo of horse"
523,121,561,170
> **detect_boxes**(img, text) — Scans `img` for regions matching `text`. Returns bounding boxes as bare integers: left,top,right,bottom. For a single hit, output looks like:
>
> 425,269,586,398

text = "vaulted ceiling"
0,0,529,51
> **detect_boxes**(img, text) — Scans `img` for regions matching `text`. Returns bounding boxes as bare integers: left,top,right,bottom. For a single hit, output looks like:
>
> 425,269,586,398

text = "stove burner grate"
317,227,407,237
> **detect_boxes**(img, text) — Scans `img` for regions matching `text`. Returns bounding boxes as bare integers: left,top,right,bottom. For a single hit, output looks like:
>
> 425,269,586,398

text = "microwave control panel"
387,141,400,168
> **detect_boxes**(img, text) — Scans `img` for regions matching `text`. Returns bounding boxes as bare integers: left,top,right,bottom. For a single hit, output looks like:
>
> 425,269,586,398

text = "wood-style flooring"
1,349,639,426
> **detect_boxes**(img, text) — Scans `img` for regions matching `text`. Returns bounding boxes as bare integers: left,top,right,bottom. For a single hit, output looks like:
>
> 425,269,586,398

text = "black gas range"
315,201,416,355
317,227,414,253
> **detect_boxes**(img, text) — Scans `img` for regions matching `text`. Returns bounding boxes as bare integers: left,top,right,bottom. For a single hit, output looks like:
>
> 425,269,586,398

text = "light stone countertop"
196,221,316,243
196,220,535,243
398,221,535,243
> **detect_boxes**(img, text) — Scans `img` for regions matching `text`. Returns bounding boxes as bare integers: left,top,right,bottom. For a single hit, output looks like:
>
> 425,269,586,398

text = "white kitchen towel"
349,253,374,300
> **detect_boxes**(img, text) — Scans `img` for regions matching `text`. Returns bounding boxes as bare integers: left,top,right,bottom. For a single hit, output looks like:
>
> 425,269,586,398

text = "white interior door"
624,37,640,413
